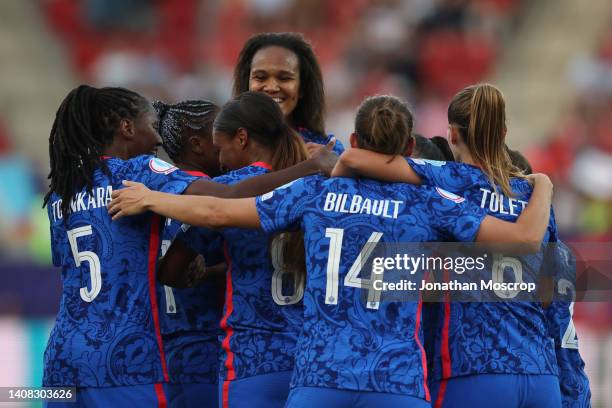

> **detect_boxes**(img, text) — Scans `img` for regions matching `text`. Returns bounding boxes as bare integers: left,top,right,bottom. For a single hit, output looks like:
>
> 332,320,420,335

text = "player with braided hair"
43,85,337,408
153,99,225,408
108,94,555,408
154,100,222,177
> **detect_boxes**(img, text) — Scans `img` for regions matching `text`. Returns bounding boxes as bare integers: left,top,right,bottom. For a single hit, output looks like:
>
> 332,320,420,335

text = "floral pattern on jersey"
406,158,559,380
545,242,591,408
176,165,303,381
43,155,197,387
158,215,224,385
256,175,486,397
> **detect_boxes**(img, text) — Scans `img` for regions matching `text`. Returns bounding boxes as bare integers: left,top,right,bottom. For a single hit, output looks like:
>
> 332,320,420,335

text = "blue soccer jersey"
545,241,592,408
298,128,345,155
405,158,558,381
44,156,197,387
158,169,225,386
175,163,303,387
255,175,488,399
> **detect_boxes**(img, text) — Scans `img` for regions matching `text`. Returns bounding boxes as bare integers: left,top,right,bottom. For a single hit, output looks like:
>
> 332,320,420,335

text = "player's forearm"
145,193,260,229
225,158,320,198
144,191,221,228
186,158,320,199
333,148,421,184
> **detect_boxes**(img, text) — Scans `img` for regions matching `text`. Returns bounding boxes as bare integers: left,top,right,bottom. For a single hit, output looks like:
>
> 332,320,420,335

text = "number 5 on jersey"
67,226,102,302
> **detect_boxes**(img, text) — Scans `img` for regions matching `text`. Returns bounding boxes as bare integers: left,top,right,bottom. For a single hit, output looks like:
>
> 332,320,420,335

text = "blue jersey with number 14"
43,155,196,387
256,175,487,399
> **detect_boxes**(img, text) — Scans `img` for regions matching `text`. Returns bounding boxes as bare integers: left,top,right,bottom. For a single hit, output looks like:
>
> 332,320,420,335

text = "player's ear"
403,136,415,157
189,135,204,154
236,128,248,150
448,125,459,146
118,118,135,140
349,132,358,148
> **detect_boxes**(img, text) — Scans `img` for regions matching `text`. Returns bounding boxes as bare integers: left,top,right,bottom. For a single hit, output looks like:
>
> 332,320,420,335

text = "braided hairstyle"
153,100,220,163
43,85,150,220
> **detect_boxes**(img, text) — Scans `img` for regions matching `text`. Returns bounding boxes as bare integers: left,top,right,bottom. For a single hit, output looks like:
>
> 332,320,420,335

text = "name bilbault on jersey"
256,175,488,399
44,156,197,387
406,158,559,380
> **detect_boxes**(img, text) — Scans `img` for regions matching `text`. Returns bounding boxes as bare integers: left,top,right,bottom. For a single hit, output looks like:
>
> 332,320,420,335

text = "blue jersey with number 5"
43,156,196,387
405,158,558,381
256,175,487,399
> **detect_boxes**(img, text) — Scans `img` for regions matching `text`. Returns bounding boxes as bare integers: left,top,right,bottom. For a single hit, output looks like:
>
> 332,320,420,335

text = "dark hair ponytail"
448,83,523,196
214,92,308,170
214,91,308,279
44,84,149,220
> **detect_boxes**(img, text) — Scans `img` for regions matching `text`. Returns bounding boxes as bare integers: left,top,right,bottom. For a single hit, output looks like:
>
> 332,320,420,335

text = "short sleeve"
175,225,224,265
330,137,345,155
406,158,477,194
131,156,198,195
255,177,311,234
427,186,487,242
298,129,345,155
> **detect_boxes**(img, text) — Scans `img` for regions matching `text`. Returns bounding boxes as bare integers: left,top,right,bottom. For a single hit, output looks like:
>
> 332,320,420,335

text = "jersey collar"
250,161,272,170
184,170,209,178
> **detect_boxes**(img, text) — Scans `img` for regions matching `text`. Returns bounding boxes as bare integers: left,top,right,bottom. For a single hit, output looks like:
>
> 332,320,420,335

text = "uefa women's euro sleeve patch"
407,157,477,193
429,186,486,242
149,157,178,174
134,155,197,195
435,187,465,203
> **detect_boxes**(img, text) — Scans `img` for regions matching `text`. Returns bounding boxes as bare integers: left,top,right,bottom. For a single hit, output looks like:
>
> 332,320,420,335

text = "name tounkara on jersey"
323,192,403,219
50,186,113,222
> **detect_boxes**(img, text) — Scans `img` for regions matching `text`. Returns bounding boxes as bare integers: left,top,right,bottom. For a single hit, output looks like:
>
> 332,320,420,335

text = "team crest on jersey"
435,187,465,203
149,158,178,174
412,158,446,166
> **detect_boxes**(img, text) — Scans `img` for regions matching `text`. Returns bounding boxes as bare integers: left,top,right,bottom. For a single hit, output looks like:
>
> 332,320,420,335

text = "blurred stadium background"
0,0,610,406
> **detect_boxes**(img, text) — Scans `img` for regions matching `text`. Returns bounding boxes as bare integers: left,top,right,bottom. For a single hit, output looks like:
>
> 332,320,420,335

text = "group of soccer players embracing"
43,32,591,408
